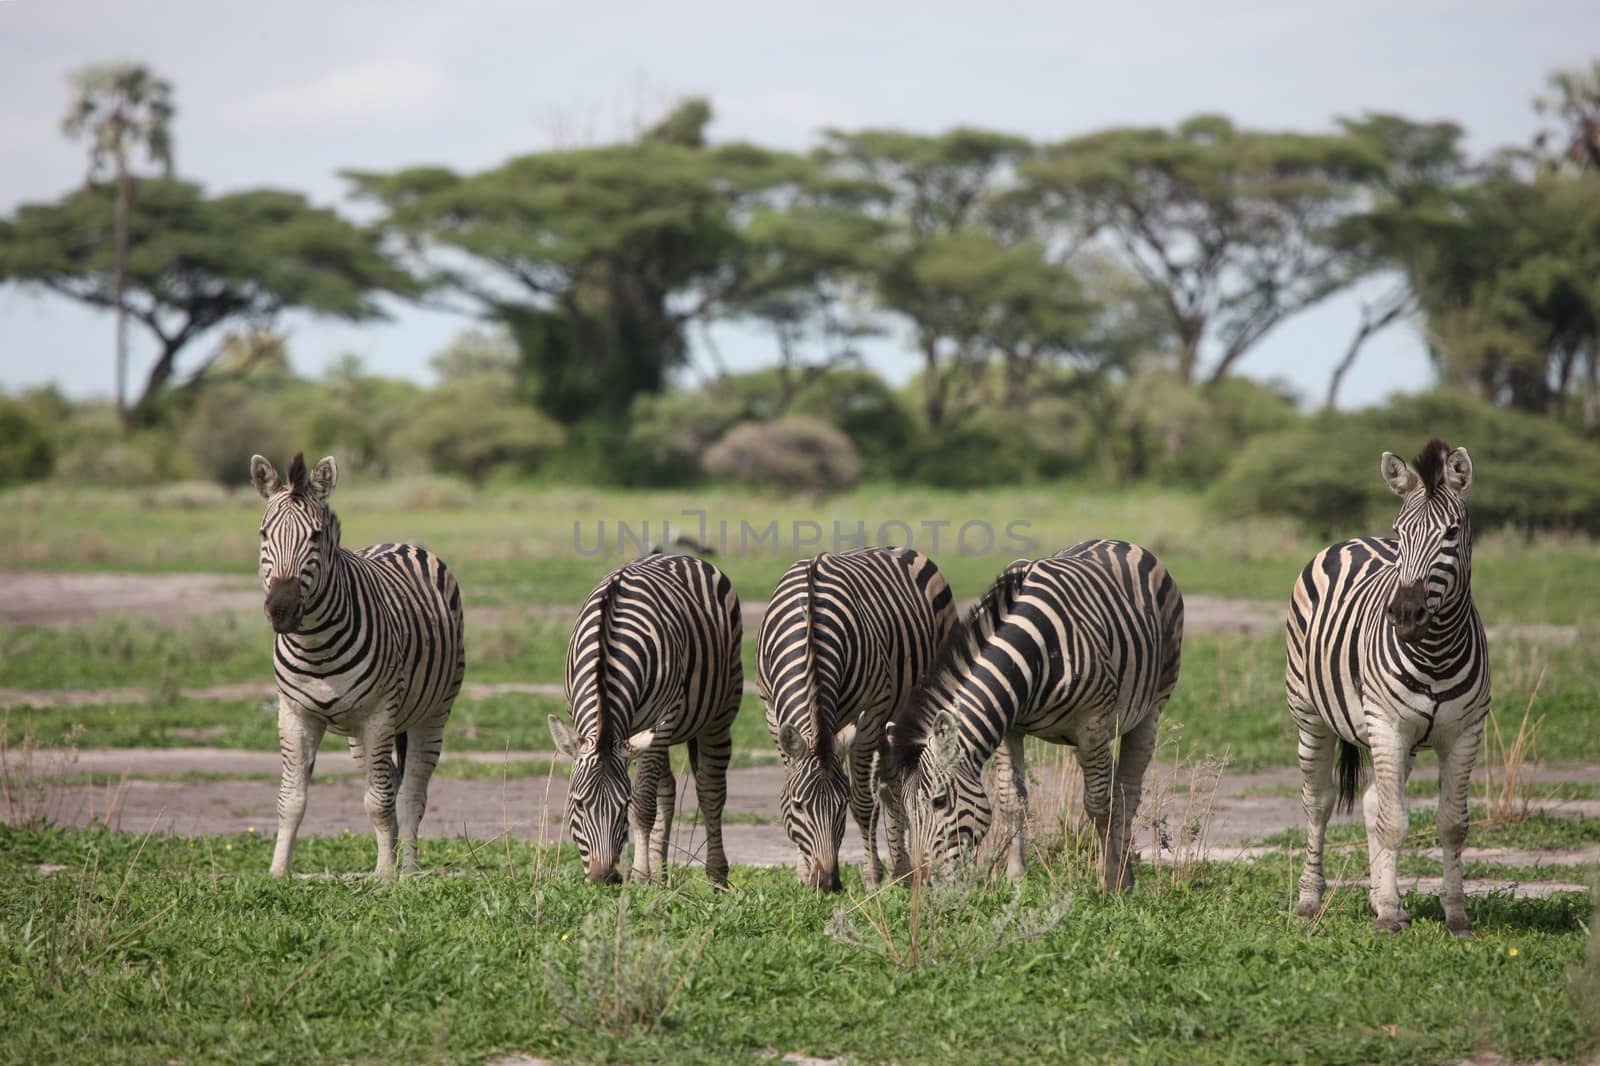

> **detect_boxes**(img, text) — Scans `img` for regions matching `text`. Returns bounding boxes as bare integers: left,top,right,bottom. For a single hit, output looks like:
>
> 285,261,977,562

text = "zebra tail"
393,730,409,786
1334,739,1365,815
687,737,700,777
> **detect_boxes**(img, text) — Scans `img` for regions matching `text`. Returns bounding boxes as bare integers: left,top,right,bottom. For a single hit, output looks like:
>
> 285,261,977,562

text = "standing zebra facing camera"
877,540,1183,888
757,547,956,891
251,453,465,879
548,553,743,886
1287,438,1491,937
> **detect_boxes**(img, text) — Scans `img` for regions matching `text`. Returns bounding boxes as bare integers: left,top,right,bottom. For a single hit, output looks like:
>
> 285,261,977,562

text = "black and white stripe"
757,547,955,891
879,539,1183,888
251,452,465,879
548,552,744,886
1286,438,1491,936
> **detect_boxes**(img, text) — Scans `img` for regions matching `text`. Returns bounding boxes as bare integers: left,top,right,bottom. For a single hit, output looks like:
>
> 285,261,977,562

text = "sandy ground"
3,569,1593,898
13,746,1598,897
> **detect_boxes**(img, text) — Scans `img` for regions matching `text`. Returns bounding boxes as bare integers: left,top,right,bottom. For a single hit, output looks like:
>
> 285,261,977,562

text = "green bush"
623,389,746,485
1210,390,1600,535
903,413,1041,489
181,385,294,488
788,368,920,477
396,378,565,485
0,396,55,486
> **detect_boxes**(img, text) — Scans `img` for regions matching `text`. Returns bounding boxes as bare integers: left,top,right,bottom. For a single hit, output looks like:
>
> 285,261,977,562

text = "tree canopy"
0,179,417,419
1024,116,1385,384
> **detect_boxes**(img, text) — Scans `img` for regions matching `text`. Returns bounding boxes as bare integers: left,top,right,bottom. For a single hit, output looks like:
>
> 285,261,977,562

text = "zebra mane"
1414,437,1453,498
287,452,309,496
883,562,1031,777
804,555,832,761
590,570,623,749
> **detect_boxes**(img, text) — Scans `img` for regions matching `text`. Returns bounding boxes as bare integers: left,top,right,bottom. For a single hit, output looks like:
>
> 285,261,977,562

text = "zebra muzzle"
1385,582,1431,643
264,577,303,633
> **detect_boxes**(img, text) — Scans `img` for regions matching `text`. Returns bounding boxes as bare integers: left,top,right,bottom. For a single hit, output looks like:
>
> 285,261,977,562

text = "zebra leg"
1108,711,1160,892
1435,722,1484,939
991,731,1030,882
396,710,448,875
353,713,401,880
650,753,677,878
692,727,734,888
270,699,327,878
1076,734,1118,891
629,749,666,883
1293,718,1337,918
848,741,885,889
1363,717,1412,932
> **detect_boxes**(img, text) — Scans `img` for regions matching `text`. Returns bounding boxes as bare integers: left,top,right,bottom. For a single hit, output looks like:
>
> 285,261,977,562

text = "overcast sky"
2,0,1595,408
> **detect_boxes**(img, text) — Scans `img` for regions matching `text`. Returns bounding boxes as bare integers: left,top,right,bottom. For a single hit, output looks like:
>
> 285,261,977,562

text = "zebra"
250,452,465,879
1287,438,1490,937
548,552,743,886
877,539,1183,888
756,547,956,891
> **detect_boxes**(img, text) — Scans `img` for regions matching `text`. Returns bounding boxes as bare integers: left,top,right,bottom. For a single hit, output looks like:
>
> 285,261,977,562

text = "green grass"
1259,810,1600,852
0,823,1592,1066
4,480,1597,622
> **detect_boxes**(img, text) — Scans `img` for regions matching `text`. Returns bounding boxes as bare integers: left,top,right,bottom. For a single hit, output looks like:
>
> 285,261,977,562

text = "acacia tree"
1535,58,1600,173
814,127,1045,426
1322,114,1470,408
0,179,417,421
61,60,176,423
1023,115,1384,384
348,99,861,423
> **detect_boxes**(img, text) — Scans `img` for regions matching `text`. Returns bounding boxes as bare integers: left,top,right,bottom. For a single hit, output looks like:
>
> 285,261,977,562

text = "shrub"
903,413,1040,489
623,389,746,485
788,368,919,477
397,380,565,485
0,396,56,486
181,386,294,488
1210,390,1600,536
702,416,863,496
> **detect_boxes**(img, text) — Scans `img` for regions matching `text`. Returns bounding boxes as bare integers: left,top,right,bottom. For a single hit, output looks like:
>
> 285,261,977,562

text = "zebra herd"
249,437,1492,937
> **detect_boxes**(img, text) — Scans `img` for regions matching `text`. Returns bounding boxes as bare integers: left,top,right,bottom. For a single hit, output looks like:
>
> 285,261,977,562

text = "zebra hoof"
1372,913,1409,934
1445,915,1473,940
1294,899,1321,919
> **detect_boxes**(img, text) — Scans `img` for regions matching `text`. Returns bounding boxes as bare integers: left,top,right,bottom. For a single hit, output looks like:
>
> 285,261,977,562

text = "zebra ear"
623,728,656,759
309,456,338,502
777,723,808,763
925,713,964,773
1380,452,1419,497
547,715,579,759
833,722,858,752
1443,447,1473,496
250,455,281,500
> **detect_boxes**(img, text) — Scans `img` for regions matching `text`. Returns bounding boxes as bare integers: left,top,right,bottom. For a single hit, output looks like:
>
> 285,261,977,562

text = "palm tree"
61,61,176,424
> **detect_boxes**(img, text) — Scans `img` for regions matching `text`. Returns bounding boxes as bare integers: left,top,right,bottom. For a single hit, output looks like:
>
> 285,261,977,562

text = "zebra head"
878,713,990,884
776,720,856,892
547,715,653,883
1380,439,1473,644
250,453,340,634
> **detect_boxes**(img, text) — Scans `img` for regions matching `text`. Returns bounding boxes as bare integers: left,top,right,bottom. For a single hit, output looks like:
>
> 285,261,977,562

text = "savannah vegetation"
1,57,1599,1066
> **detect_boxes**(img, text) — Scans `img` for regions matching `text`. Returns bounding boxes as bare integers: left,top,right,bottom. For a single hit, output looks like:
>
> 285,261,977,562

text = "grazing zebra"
757,547,956,891
548,552,743,886
250,453,465,879
1287,439,1490,937
877,540,1183,888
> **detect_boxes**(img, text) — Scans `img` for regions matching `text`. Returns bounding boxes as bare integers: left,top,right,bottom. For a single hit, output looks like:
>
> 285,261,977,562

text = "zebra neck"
287,550,359,649
935,677,1009,772
1398,591,1479,671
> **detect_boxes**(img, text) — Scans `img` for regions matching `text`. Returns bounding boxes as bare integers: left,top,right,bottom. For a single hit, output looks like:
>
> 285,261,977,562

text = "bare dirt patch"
15,748,1600,888
0,569,261,627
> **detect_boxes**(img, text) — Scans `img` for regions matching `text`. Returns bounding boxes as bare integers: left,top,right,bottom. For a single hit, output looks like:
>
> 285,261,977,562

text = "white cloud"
230,59,447,129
